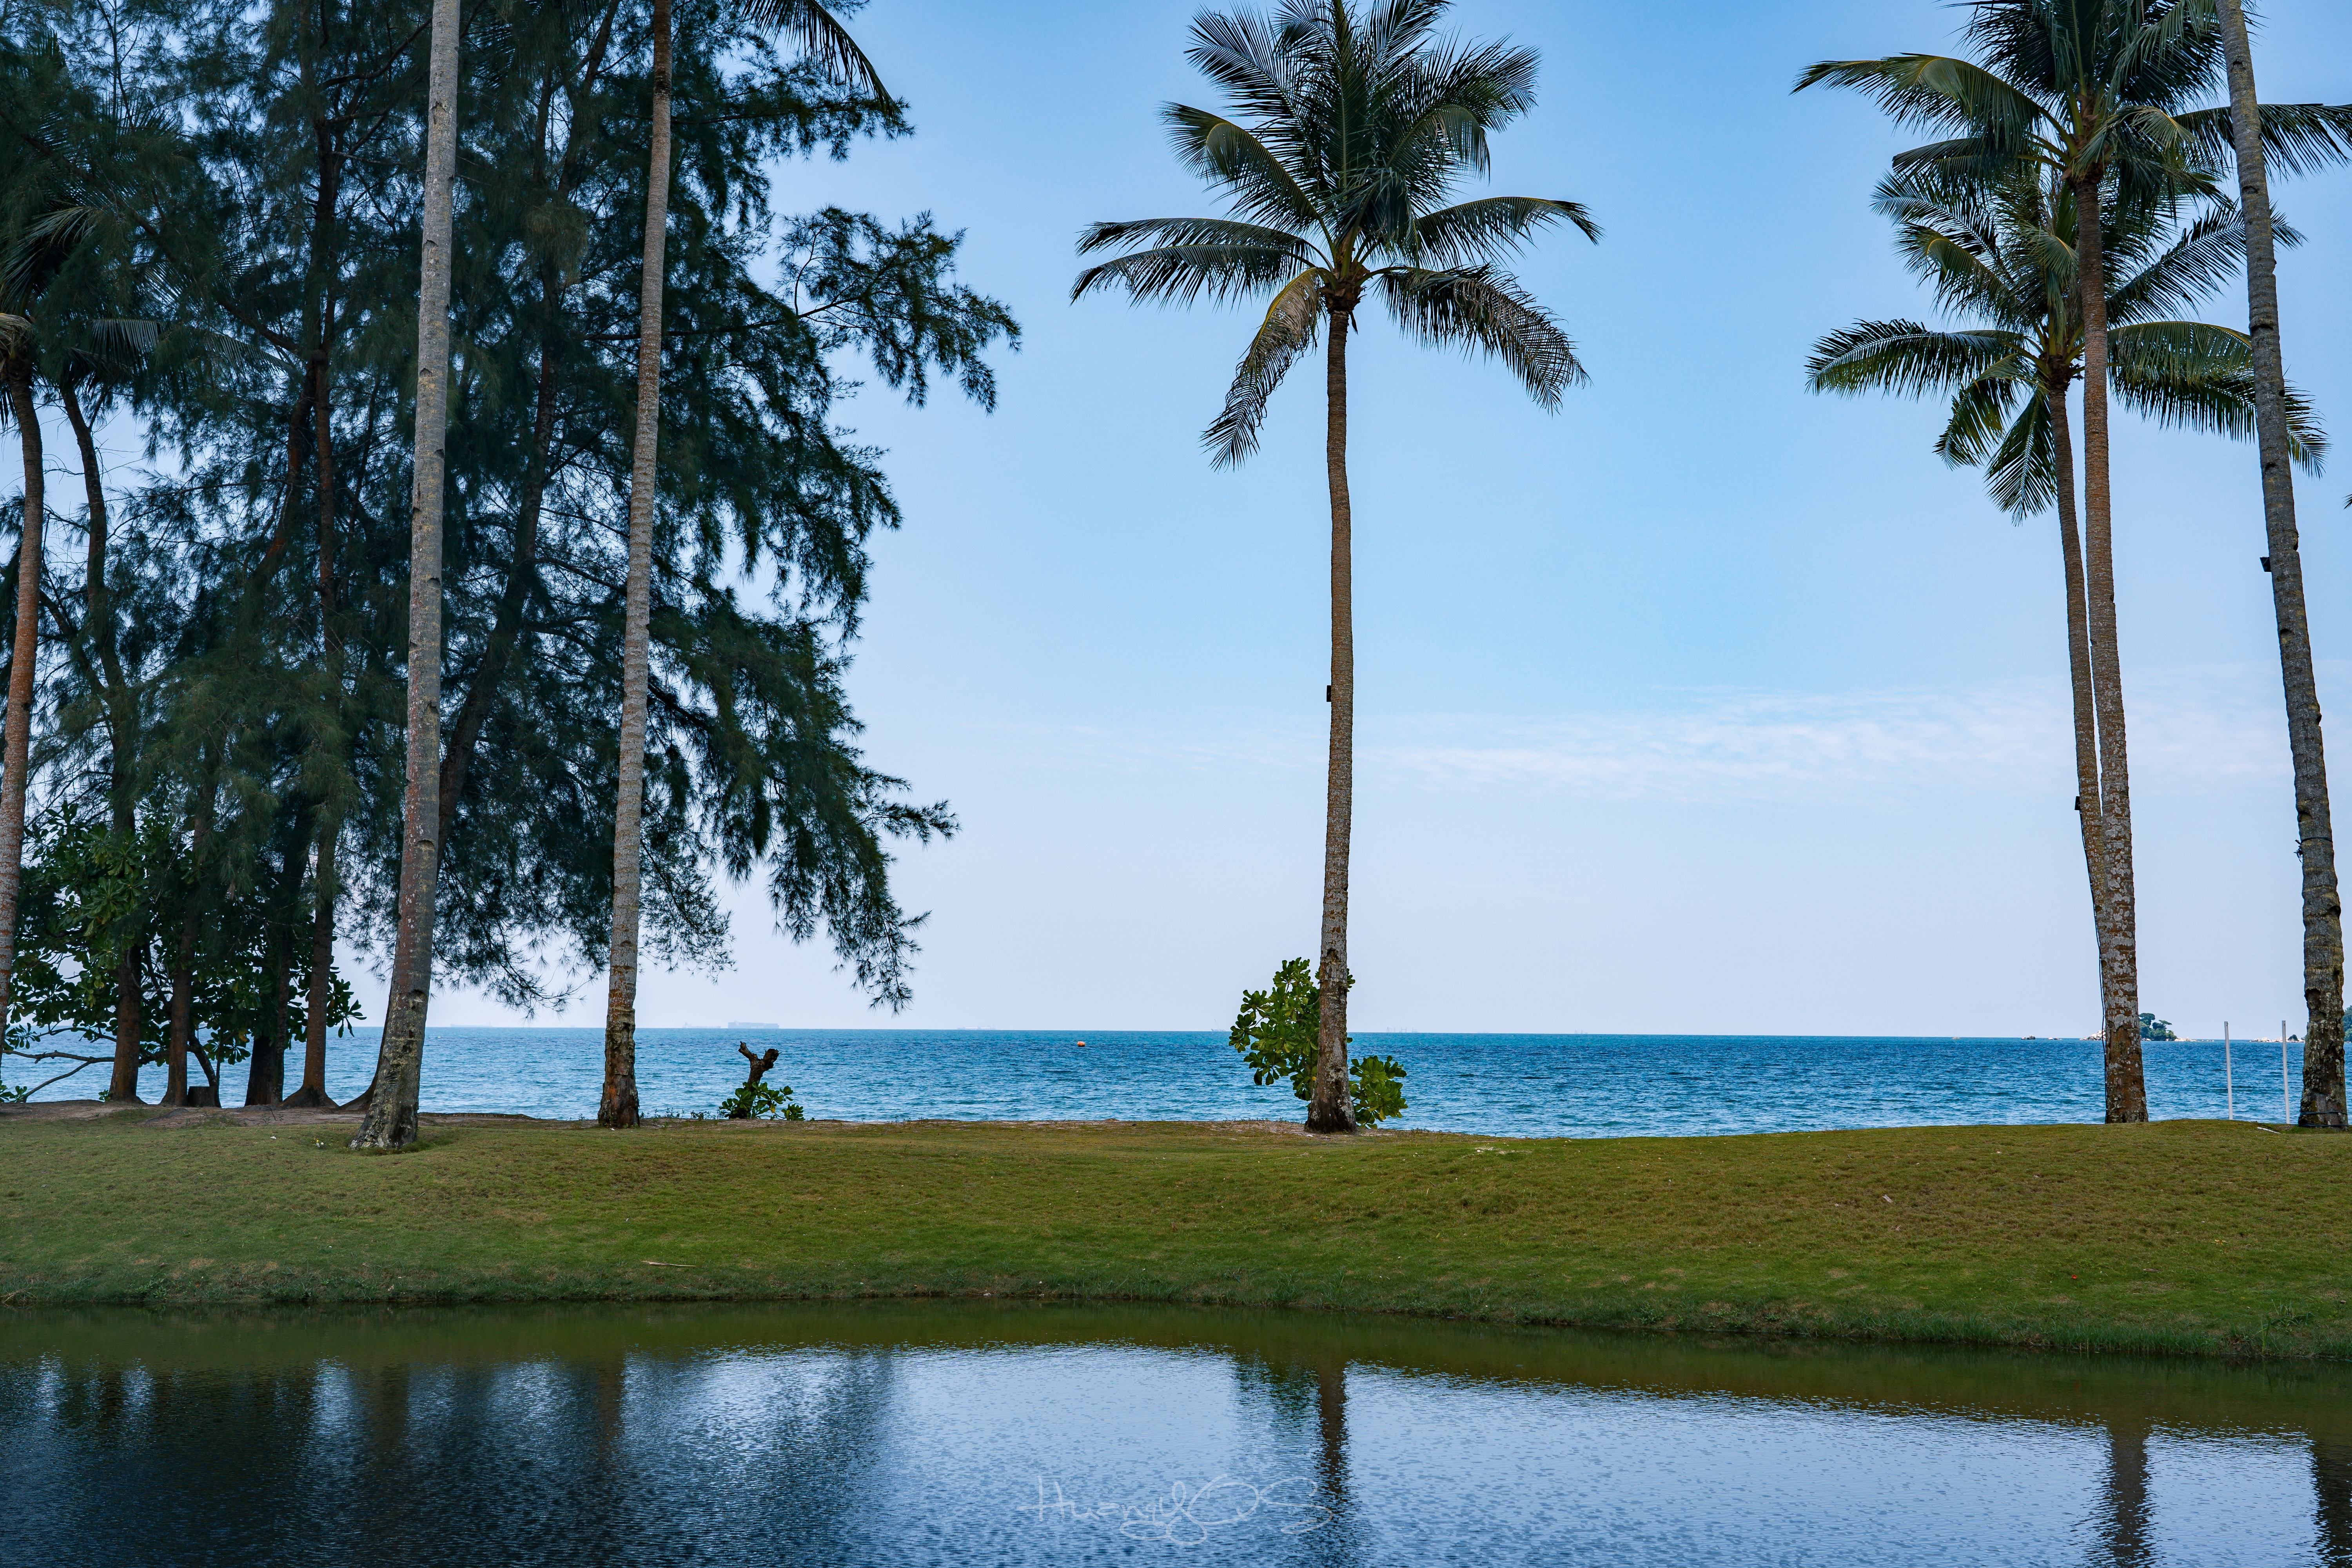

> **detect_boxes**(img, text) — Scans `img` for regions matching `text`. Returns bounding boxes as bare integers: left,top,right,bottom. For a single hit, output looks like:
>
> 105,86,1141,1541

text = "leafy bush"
719,1080,805,1120
1229,958,1406,1126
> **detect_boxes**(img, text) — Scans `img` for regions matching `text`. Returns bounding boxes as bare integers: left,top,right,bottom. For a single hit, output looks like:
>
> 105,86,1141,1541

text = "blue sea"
34,1028,2307,1135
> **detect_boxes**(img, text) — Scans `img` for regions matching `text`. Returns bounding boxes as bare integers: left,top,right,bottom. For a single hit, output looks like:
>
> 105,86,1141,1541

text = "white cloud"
960,666,2305,807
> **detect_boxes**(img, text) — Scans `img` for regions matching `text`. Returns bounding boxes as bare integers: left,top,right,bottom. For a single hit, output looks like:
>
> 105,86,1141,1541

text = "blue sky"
428,0,2352,1038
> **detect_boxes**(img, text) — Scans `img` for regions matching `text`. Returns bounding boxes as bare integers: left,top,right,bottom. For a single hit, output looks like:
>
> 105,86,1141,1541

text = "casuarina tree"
1075,0,1593,1131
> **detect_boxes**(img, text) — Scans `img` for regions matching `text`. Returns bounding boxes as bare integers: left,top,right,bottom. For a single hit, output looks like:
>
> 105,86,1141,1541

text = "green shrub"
1229,958,1406,1125
719,1081,805,1120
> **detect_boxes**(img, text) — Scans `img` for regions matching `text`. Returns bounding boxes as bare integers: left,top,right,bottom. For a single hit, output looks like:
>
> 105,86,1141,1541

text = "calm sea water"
38,1028,2304,1134
9,1302,2349,1566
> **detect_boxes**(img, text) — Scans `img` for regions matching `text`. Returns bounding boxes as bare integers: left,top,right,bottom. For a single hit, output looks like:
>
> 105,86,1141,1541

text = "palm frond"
1983,389,2058,517
1203,269,1324,468
2176,103,2352,179
1936,371,2025,471
2110,364,2327,473
1379,266,1584,407
1806,320,2027,401
1795,54,2047,141
1071,234,1308,307
1165,105,1325,231
738,0,887,98
1411,196,1599,265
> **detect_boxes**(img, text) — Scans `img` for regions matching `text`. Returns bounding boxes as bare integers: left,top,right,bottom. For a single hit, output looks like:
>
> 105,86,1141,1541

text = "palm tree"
1075,0,1592,1131
1807,166,2322,1077
2212,0,2352,1129
352,0,463,1150
0,305,43,1066
600,0,885,1129
1801,0,2352,1122
1802,0,2231,1123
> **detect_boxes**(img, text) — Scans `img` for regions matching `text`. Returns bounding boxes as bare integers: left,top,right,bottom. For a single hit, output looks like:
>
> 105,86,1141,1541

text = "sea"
31,1028,2307,1135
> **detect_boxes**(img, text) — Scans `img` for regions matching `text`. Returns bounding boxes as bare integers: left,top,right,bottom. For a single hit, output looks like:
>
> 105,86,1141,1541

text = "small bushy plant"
1229,958,1406,1125
719,1080,805,1120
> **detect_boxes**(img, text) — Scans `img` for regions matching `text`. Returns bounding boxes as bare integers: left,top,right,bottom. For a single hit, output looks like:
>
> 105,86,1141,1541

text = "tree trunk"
60,381,143,1103
2070,172,2147,1123
2046,383,2114,1031
0,368,47,1078
284,293,343,1112
244,913,292,1107
160,769,214,1109
600,0,673,1132
283,817,339,1107
2217,0,2346,1129
352,0,461,1151
1305,309,1356,1134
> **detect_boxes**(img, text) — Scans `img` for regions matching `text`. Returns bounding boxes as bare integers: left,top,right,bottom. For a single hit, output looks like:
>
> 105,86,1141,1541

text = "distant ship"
727,1021,779,1029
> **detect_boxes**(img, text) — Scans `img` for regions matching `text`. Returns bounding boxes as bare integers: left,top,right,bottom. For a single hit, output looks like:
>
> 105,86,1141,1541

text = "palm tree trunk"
0,368,47,1078
2070,172,2147,1123
60,380,143,1102
2216,0,2346,1129
1305,310,1356,1134
351,0,461,1151
600,0,672,1131
2046,383,2113,1022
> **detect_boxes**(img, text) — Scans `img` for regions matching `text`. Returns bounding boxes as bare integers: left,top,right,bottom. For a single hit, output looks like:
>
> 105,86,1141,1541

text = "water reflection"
6,1303,2351,1566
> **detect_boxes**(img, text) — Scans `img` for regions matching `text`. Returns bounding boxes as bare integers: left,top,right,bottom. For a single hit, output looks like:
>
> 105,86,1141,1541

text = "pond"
6,1302,2348,1566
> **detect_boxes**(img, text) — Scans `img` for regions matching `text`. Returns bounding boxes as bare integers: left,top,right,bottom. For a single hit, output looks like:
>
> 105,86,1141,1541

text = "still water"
53,1029,2307,1137
7,1303,2349,1566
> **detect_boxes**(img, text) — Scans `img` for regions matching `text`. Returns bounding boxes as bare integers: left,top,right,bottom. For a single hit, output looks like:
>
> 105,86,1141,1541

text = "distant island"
726,1022,779,1030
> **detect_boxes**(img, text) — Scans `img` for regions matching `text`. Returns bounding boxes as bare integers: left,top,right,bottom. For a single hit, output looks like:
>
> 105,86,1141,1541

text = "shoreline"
5,1111,2346,1363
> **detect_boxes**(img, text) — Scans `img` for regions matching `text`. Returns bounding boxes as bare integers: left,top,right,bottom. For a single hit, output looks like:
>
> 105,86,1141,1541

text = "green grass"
4,1113,2348,1359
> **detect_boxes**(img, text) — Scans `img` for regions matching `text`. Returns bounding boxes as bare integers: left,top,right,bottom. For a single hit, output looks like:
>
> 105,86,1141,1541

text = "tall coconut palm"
1803,0,2231,1123
352,0,463,1150
1802,0,2352,1122
1808,166,2323,1063
1075,0,1593,1131
599,0,885,1129
0,309,42,1063
2211,0,2352,1129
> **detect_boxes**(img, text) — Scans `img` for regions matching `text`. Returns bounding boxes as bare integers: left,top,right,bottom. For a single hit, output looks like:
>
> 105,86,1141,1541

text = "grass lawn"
3,1111,2347,1359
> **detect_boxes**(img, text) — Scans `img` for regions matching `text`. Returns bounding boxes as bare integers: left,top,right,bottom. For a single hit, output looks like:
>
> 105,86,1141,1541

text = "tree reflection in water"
9,1305,2352,1566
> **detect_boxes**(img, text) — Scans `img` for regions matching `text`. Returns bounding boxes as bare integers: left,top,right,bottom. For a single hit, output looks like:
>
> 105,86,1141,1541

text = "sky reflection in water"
6,1302,2350,1566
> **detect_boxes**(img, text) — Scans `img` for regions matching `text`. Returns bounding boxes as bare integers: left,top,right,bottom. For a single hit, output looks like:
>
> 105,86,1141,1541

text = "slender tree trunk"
244,914,293,1106
283,314,344,1112
2071,172,2147,1123
60,381,144,1102
284,818,339,1107
352,0,461,1151
2047,384,2114,1027
0,368,47,1078
160,769,214,1109
1306,309,1356,1134
600,0,672,1132
2217,0,2346,1129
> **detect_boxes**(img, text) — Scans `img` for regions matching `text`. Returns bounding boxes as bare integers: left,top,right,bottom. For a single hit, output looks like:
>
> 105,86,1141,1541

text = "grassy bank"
4,1112,2348,1359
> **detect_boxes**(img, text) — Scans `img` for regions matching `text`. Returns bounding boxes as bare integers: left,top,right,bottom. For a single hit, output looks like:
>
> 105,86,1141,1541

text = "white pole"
2225,1022,2233,1120
2283,1021,2292,1123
